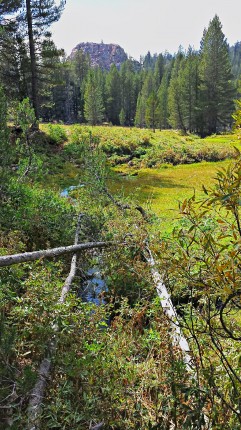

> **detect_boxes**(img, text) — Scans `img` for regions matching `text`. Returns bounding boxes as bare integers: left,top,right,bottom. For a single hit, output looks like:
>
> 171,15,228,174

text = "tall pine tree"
84,70,104,125
158,68,171,129
179,47,200,132
199,15,235,135
168,50,187,133
120,60,138,125
145,91,160,132
106,64,121,125
0,0,66,119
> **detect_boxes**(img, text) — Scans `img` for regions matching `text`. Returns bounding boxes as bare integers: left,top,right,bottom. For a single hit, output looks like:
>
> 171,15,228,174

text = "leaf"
188,224,196,233
202,184,209,195
217,219,225,224
233,146,241,158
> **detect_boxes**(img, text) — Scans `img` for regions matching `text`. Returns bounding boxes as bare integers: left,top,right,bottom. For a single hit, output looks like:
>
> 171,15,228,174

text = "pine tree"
134,71,155,128
71,50,90,122
179,47,200,132
143,51,155,70
119,108,125,126
168,50,187,132
26,0,66,119
120,60,138,125
158,69,171,129
134,92,146,128
154,54,164,89
58,59,77,123
84,70,104,125
145,91,160,132
0,0,66,119
230,42,241,81
199,15,235,135
38,37,65,121
0,30,28,102
106,64,121,124
0,1,21,19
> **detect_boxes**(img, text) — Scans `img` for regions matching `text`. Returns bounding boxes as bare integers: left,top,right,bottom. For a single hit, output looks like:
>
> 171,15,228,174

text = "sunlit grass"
40,124,241,151
39,124,239,234
109,160,233,234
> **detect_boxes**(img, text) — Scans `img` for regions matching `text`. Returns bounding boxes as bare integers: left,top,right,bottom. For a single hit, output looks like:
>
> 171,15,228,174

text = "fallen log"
0,241,113,268
144,245,193,370
145,245,211,428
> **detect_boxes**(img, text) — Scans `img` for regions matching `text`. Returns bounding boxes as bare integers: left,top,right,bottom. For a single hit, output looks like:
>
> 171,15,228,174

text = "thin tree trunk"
26,0,39,120
59,214,82,303
0,241,113,268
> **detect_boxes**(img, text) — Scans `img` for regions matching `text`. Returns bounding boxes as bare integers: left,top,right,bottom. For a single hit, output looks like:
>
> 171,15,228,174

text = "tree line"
0,5,240,136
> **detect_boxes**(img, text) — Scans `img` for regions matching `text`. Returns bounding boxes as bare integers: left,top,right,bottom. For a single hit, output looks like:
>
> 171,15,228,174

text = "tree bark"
0,241,113,268
26,0,39,120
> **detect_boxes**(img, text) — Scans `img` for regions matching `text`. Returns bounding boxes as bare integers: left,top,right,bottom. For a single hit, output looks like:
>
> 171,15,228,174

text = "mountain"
70,42,128,70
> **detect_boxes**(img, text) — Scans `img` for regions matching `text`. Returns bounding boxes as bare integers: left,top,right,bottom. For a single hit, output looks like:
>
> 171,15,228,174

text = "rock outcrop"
70,42,128,70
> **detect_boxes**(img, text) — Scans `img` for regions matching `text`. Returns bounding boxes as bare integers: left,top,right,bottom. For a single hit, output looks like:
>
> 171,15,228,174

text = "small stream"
60,184,84,197
80,266,107,306
61,185,107,305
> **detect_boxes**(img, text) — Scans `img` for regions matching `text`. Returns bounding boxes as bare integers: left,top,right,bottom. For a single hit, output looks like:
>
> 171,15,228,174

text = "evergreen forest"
1,2,241,429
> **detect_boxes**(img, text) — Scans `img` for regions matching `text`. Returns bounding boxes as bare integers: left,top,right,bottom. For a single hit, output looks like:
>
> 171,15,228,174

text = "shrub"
160,158,241,427
1,182,76,249
47,124,67,145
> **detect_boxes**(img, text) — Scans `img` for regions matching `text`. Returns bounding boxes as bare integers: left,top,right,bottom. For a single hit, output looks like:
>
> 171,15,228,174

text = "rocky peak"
70,42,128,70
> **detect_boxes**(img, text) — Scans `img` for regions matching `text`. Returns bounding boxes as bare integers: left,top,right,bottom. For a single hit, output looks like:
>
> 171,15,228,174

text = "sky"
51,0,241,60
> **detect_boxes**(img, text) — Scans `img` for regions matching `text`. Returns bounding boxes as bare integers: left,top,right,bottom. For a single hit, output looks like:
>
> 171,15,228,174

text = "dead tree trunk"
145,245,193,370
145,245,211,429
0,241,113,268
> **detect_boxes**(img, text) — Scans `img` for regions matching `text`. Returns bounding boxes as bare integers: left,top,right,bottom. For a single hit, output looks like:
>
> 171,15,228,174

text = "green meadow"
40,125,239,233
110,160,231,233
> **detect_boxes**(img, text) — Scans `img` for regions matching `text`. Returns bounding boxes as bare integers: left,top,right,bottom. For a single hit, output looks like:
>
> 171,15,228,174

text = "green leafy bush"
47,124,67,145
1,182,76,249
159,158,241,427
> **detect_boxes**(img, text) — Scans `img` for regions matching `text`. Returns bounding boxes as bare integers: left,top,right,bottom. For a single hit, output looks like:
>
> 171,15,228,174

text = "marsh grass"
40,124,239,234
110,160,232,234
61,126,240,167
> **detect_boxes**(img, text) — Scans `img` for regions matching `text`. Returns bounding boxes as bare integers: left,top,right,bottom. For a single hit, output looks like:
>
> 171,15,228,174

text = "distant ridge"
70,42,128,70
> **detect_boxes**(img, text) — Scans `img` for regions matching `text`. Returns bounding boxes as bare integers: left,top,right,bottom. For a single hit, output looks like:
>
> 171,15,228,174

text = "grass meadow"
41,124,239,234
110,160,232,234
